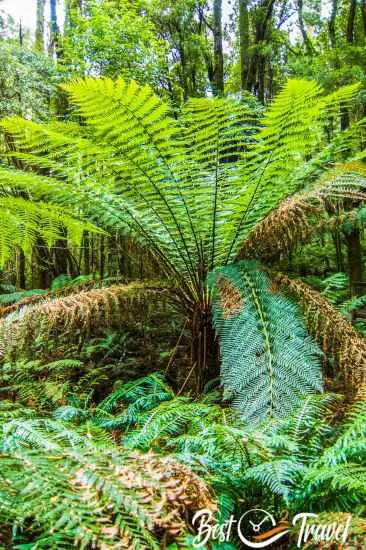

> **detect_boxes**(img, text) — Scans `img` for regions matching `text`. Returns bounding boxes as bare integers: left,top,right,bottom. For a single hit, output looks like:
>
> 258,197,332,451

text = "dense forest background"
0,1,365,549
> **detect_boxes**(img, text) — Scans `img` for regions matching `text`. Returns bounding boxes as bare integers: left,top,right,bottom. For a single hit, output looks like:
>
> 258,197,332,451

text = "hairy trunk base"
188,305,220,395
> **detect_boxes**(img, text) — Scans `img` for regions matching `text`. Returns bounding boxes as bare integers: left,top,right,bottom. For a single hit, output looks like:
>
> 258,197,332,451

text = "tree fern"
1,75,364,397
210,261,323,421
2,78,360,290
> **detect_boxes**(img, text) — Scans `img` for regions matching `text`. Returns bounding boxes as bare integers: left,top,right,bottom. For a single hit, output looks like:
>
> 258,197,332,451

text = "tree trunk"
328,0,338,48
99,236,105,279
52,239,69,276
19,20,23,47
346,229,362,294
83,231,90,274
188,303,220,394
49,0,60,57
297,0,313,54
33,239,52,289
346,0,357,43
247,0,276,102
361,0,366,35
239,0,250,90
213,0,224,95
332,230,345,273
35,0,45,52
16,249,26,289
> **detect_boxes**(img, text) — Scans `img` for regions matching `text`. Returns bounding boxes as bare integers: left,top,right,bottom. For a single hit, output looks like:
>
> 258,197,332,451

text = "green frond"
0,411,216,549
3,76,356,302
0,194,96,268
304,463,366,508
210,261,323,421
0,288,47,305
245,459,305,500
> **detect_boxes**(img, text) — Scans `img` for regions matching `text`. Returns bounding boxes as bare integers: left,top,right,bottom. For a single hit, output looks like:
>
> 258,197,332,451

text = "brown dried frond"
239,165,366,261
354,383,366,403
0,282,165,361
216,274,243,318
136,453,216,537
275,274,366,398
239,194,323,260
66,449,216,547
0,278,114,318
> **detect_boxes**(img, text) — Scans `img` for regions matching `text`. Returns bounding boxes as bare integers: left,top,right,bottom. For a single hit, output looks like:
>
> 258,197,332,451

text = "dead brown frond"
0,282,165,361
87,451,216,545
0,277,117,318
275,274,366,397
215,274,243,318
239,194,322,260
239,164,366,261
134,453,216,537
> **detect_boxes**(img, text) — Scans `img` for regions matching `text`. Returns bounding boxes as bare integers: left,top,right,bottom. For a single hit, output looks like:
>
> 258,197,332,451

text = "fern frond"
245,459,304,499
3,77,358,304
0,282,164,361
210,262,323,421
0,413,216,549
239,163,366,261
275,274,366,396
0,192,98,267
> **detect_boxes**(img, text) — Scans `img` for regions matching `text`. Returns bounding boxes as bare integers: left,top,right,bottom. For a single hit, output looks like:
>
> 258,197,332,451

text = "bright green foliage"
0,166,100,268
0,288,47,305
1,77,361,305
210,262,323,421
0,44,57,119
62,0,166,87
0,194,90,268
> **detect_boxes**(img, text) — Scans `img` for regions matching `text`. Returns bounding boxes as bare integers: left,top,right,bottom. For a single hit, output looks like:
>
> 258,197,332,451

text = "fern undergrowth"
0,362,364,549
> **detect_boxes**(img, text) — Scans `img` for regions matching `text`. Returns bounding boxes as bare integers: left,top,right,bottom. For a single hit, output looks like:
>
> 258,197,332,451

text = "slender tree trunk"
213,0,224,95
328,0,338,48
190,305,220,393
297,0,313,54
19,20,23,47
247,0,276,102
332,230,345,273
16,249,26,289
361,0,366,35
49,0,60,57
33,239,53,289
346,0,357,43
52,239,69,276
346,230,362,294
35,0,45,52
239,0,250,90
83,231,90,274
99,236,105,279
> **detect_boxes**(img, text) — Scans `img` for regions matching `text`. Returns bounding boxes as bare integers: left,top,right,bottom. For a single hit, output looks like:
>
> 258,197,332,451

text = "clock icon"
237,508,289,548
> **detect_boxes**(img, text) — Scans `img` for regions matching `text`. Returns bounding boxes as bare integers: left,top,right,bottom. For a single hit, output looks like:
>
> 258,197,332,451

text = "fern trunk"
189,303,219,393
